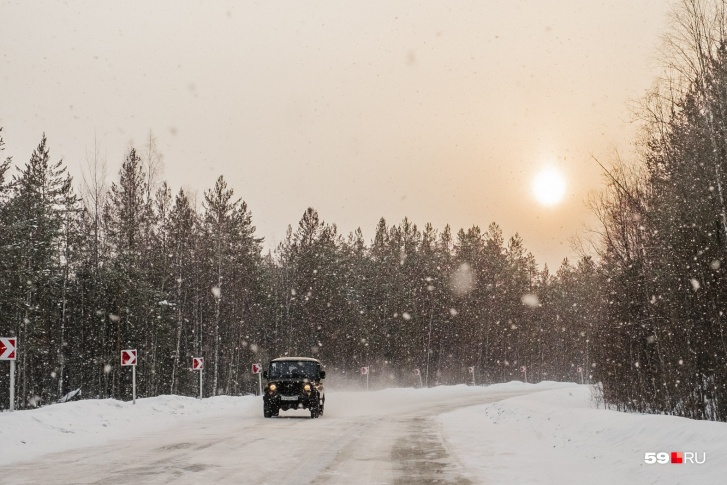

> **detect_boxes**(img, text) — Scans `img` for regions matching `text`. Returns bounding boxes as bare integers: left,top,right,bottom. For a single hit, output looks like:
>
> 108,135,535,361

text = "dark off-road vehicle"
262,357,325,418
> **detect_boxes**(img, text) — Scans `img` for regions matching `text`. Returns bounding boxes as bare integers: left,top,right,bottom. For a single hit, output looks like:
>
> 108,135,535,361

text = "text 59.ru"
644,452,706,464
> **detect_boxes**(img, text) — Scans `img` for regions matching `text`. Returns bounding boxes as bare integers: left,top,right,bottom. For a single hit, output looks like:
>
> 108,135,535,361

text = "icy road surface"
2,386,533,484
0,385,543,484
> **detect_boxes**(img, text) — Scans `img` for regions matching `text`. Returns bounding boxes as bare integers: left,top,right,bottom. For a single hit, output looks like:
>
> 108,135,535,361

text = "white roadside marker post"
193,358,204,399
413,368,423,388
361,366,369,390
252,363,263,395
192,357,204,399
1,338,17,411
468,366,476,386
9,359,14,412
121,349,138,404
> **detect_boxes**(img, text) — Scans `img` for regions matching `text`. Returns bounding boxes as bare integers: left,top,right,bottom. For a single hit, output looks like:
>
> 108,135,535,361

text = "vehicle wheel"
319,398,325,415
310,400,320,419
264,402,274,418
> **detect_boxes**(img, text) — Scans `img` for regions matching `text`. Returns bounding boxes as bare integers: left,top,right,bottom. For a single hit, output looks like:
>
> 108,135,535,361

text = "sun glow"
532,167,566,206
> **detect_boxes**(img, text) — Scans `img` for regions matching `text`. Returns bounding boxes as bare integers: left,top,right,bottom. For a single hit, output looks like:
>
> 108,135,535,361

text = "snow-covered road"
2,382,726,484
1,386,539,484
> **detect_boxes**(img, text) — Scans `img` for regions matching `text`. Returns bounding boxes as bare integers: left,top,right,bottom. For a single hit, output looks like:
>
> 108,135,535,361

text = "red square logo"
671,452,683,464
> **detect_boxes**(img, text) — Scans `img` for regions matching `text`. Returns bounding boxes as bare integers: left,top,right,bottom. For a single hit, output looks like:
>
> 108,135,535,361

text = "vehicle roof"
270,357,322,364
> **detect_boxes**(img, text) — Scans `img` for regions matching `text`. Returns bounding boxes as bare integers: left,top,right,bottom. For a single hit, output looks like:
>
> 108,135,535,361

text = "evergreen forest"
1,0,727,423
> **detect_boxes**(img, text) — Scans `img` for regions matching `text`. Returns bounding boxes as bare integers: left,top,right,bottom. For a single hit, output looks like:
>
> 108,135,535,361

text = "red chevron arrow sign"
121,349,137,366
193,357,204,370
251,363,262,374
0,337,16,360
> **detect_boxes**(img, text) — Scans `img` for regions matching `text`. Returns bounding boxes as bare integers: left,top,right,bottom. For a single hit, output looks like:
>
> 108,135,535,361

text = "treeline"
589,0,727,421
1,0,726,424
0,128,599,409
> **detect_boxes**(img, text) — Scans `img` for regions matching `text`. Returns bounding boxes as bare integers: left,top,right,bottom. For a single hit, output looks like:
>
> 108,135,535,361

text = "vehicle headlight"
269,383,277,392
303,383,311,392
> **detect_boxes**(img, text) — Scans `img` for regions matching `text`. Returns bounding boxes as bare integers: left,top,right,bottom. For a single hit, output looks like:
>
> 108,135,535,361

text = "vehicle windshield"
268,361,318,380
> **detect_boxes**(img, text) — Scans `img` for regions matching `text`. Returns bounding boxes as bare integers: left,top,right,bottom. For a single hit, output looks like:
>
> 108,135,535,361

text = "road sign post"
413,368,423,388
9,360,14,412
1,337,17,412
468,366,476,386
521,365,528,383
361,366,369,390
252,363,262,395
121,349,137,404
193,358,204,399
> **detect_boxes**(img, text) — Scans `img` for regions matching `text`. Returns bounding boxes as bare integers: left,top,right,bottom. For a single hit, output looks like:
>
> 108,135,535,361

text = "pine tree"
2,134,78,407
166,188,198,394
201,175,262,395
105,147,154,399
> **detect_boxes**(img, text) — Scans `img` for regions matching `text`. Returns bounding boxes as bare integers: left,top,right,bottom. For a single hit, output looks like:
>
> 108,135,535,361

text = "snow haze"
0,0,672,268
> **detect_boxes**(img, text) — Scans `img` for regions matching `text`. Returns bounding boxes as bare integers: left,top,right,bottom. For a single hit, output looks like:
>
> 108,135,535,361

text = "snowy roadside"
0,394,260,466
438,382,727,485
0,383,560,469
2,382,725,485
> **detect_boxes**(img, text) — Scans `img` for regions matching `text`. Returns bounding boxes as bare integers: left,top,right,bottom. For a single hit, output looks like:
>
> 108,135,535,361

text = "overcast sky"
0,0,673,269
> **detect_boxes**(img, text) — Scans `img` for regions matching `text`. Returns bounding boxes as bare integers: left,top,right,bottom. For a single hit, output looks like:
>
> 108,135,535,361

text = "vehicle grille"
278,382,302,396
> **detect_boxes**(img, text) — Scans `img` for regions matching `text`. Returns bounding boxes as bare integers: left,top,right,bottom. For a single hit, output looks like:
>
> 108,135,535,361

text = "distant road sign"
251,363,262,374
468,366,474,374
360,366,369,375
413,368,420,376
193,357,204,370
121,349,137,366
0,338,16,360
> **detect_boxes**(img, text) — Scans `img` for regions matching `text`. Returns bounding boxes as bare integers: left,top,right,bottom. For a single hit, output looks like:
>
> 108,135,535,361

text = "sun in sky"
532,167,567,206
